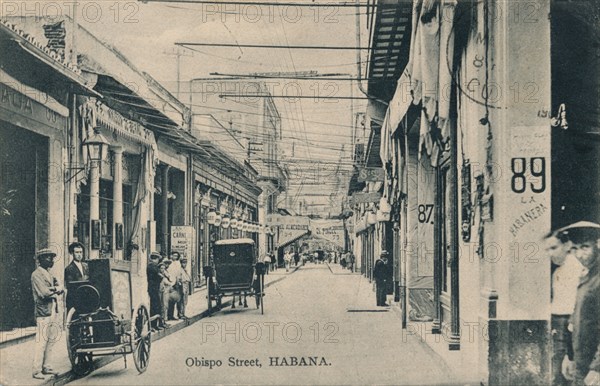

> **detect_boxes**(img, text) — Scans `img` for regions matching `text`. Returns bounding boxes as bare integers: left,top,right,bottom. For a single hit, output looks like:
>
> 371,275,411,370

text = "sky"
3,0,372,216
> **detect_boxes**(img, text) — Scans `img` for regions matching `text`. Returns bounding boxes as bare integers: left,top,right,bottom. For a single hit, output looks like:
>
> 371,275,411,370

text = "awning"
367,0,413,101
0,22,100,98
278,230,311,250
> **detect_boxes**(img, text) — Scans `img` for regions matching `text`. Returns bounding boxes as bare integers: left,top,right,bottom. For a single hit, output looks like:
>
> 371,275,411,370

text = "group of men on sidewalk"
146,251,192,331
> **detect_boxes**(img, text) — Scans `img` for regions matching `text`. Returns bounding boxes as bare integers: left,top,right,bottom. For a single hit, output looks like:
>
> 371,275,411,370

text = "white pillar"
112,147,123,260
258,190,267,258
89,159,100,259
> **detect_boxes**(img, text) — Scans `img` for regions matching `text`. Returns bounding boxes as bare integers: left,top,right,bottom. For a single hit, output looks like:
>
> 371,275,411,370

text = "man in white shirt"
31,249,63,379
284,250,292,272
263,253,271,274
167,252,182,320
546,232,584,385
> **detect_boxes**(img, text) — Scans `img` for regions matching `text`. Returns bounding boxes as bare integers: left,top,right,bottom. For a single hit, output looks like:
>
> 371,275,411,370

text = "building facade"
349,0,599,384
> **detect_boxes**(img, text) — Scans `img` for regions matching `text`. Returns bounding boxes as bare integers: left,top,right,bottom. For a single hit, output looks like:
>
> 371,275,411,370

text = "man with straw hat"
31,248,63,379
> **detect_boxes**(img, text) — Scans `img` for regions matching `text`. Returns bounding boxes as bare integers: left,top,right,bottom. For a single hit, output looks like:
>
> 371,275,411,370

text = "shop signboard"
311,219,345,249
357,167,385,182
171,226,194,261
349,192,381,204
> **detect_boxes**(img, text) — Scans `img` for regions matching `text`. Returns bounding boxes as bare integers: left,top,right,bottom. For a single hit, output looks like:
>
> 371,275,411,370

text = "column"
161,165,170,255
480,0,551,383
112,147,123,260
257,182,269,258
89,158,100,259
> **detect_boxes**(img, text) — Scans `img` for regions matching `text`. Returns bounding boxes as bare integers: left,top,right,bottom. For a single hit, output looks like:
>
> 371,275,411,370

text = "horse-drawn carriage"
203,238,266,314
65,259,152,376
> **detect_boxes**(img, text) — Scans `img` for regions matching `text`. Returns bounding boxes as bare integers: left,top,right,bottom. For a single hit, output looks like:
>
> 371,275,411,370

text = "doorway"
0,124,48,329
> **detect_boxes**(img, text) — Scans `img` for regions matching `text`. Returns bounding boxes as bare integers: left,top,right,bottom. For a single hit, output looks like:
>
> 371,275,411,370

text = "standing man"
263,252,271,274
31,249,63,379
283,250,292,272
146,252,162,330
64,242,88,312
178,258,191,319
159,259,174,328
561,221,600,386
167,252,182,320
373,251,389,307
545,232,583,386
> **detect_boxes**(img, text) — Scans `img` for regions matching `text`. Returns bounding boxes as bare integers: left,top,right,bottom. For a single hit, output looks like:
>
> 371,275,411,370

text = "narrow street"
71,264,456,386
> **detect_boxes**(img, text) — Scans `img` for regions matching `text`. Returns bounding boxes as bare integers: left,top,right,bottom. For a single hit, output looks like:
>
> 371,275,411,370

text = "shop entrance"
551,1,600,228
0,124,48,329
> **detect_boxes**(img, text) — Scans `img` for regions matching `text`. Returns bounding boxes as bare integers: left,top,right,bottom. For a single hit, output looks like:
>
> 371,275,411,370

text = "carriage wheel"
207,279,213,314
66,308,94,376
132,305,151,373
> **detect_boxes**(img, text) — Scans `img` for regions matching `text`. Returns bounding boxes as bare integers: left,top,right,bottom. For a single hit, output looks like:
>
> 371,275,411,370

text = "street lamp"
65,127,110,183
83,127,110,162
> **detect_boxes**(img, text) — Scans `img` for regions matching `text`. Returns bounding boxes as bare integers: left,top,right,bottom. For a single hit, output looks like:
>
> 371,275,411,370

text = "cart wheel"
207,279,214,314
66,308,93,376
132,305,151,373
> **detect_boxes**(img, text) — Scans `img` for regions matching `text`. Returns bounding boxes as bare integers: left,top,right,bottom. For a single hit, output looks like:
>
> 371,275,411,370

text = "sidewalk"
0,265,301,386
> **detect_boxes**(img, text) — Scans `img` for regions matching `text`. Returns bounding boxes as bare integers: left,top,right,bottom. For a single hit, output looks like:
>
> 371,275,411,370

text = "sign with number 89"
511,157,546,194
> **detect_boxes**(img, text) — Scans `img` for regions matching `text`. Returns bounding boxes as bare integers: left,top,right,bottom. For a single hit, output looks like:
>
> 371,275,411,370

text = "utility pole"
163,47,193,100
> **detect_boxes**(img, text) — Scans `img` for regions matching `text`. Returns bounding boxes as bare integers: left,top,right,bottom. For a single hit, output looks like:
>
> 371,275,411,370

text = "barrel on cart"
203,238,266,314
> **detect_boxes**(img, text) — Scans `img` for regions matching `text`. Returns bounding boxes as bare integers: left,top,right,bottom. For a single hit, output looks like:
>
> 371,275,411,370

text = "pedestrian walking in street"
178,258,191,319
373,251,389,306
294,251,300,267
560,222,600,386
263,253,272,274
31,248,63,379
270,252,277,271
544,232,584,385
284,250,292,272
147,252,162,330
64,242,88,312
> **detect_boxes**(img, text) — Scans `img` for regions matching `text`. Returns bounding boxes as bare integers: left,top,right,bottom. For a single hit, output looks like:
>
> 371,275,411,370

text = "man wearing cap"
64,242,88,312
544,231,584,386
373,251,389,306
31,249,63,379
561,222,600,386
